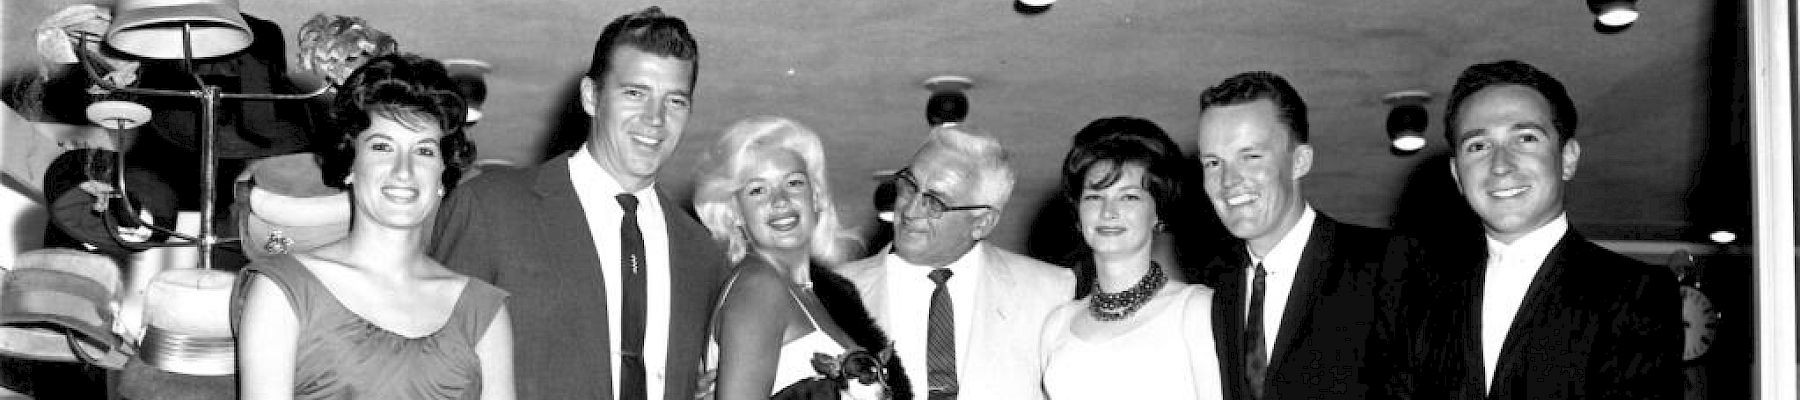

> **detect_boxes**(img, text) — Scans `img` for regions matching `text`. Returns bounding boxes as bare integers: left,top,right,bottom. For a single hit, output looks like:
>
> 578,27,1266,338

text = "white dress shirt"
883,243,985,399
1244,205,1316,360
1479,213,1567,390
569,146,673,400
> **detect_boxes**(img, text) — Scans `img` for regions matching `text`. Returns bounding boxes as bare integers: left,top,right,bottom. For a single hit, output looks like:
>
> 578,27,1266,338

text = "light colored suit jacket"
838,244,1075,400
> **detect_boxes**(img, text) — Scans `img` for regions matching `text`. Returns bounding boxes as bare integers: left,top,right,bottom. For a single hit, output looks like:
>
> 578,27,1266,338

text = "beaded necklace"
1087,262,1168,321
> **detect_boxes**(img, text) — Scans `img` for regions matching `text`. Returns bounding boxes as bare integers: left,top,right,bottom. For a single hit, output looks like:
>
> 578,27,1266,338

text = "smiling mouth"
1094,226,1127,235
1489,185,1530,199
629,132,664,148
1226,193,1259,206
381,186,420,202
767,214,800,231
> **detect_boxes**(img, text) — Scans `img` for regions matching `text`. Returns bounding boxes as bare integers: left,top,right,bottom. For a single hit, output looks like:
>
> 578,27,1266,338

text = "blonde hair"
692,116,863,266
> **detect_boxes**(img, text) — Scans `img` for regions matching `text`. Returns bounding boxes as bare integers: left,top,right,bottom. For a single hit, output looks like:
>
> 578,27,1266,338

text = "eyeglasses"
892,167,992,219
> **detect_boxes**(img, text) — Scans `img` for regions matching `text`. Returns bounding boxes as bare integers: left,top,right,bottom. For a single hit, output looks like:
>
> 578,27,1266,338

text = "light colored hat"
0,249,122,363
242,187,350,261
106,0,252,60
139,268,236,375
236,153,350,261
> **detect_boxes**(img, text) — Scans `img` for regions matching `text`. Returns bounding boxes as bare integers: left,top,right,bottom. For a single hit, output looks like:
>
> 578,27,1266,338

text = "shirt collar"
1484,213,1569,267
1248,205,1316,275
885,241,987,275
571,145,656,197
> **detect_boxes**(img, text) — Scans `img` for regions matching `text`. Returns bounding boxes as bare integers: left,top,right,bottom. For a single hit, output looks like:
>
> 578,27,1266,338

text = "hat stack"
139,268,236,375
0,249,122,363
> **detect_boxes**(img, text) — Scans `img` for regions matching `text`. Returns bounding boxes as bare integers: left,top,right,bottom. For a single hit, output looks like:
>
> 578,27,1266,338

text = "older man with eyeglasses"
837,124,1074,400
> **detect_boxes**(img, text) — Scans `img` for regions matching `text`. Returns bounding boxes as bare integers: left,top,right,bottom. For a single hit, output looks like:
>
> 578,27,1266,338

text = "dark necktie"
1245,262,1269,399
926,268,958,400
617,194,647,400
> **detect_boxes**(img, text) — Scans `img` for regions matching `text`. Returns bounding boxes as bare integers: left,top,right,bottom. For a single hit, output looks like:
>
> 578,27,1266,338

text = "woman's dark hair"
1060,116,1185,222
318,53,475,190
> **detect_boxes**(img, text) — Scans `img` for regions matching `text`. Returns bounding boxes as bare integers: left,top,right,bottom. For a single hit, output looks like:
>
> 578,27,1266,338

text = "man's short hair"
1443,60,1578,146
586,7,698,86
1198,71,1310,144
919,125,1016,212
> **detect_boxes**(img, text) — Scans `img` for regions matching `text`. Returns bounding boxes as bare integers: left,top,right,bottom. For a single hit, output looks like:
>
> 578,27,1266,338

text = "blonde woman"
692,116,904,399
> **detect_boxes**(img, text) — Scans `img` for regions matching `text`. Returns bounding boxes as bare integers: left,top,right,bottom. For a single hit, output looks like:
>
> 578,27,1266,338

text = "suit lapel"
532,156,615,400
1210,259,1250,400
1266,218,1333,375
845,258,892,330
658,188,712,399
1488,234,1573,398
963,246,1015,385
1458,252,1489,398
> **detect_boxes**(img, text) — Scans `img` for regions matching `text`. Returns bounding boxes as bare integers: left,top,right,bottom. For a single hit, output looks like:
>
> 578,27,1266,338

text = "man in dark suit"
1384,60,1681,399
1191,71,1417,400
430,7,727,400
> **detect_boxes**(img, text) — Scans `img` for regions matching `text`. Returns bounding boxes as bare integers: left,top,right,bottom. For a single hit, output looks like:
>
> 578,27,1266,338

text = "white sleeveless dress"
1040,284,1221,400
705,265,850,395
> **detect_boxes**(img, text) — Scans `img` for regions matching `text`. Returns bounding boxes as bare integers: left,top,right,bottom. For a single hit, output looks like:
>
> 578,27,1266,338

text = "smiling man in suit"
837,124,1075,400
1388,60,1681,399
1191,71,1418,400
430,7,727,400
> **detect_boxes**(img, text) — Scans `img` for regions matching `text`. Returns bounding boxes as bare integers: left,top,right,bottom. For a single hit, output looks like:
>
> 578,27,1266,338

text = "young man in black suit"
1386,60,1681,399
1192,71,1418,400
431,7,727,400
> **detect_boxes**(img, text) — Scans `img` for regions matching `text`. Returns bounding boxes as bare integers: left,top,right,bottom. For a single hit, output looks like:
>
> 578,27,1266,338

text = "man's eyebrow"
1511,122,1548,132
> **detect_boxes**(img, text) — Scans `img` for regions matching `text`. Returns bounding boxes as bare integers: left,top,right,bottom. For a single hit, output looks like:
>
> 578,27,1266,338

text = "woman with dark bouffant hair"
1039,116,1222,399
237,54,514,400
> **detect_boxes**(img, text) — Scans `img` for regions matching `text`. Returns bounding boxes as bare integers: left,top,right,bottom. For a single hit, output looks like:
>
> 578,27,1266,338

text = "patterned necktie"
926,268,958,400
1245,262,1269,399
617,194,647,400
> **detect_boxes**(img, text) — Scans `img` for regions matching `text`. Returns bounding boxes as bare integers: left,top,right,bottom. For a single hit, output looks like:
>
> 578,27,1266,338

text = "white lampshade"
106,0,252,60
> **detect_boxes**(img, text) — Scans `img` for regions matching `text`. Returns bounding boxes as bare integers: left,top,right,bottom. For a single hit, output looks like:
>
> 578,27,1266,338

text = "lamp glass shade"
1390,134,1427,152
1595,3,1640,27
106,0,252,60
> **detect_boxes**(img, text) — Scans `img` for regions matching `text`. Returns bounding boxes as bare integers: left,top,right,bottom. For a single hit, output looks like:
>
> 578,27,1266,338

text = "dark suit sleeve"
429,177,495,282
1595,267,1683,400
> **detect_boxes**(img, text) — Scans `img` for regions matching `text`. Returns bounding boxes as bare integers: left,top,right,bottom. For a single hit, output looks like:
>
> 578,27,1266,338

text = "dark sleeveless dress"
245,255,508,399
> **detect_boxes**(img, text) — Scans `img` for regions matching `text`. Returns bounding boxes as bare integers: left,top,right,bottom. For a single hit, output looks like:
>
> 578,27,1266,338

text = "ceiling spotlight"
1014,0,1054,15
444,59,493,125
1589,0,1639,32
1383,90,1431,154
1709,230,1737,244
923,75,973,127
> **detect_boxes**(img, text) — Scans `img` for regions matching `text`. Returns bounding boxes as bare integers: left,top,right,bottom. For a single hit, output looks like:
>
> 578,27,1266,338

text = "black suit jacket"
430,154,728,400
1384,230,1682,399
1193,213,1417,400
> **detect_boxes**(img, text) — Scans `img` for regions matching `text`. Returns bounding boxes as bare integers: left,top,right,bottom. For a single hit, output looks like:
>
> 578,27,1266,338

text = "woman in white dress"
692,116,904,399
1040,116,1223,399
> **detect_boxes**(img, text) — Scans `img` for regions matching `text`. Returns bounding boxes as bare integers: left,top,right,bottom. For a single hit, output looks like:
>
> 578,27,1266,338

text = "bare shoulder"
719,261,793,313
